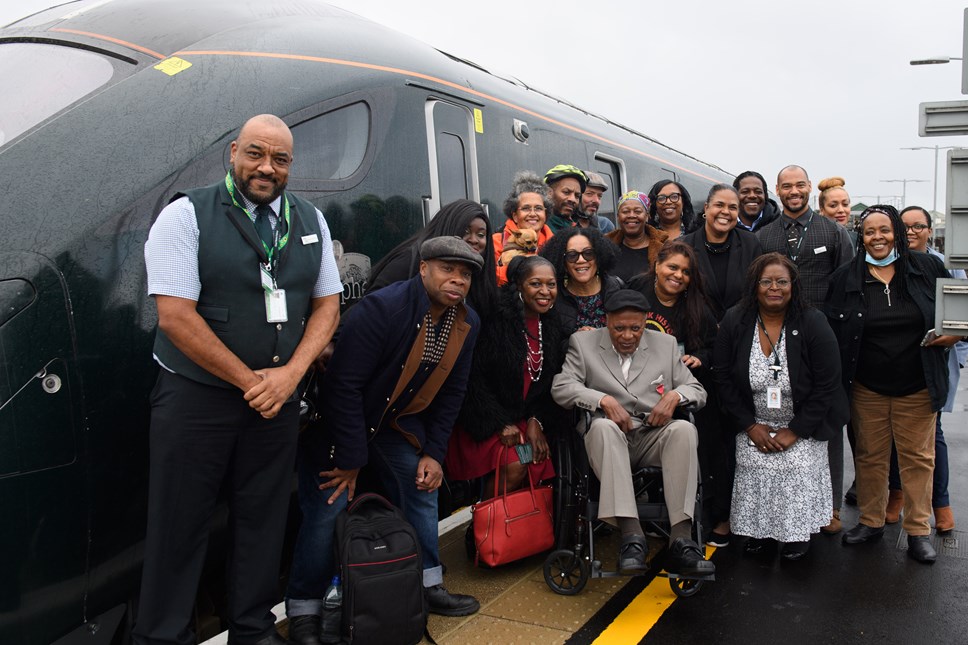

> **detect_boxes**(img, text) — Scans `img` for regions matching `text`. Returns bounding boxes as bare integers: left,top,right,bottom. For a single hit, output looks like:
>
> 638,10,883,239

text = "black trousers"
133,370,298,645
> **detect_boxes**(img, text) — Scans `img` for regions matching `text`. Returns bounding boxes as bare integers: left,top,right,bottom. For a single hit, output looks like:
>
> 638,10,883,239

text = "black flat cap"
604,289,650,313
420,236,484,271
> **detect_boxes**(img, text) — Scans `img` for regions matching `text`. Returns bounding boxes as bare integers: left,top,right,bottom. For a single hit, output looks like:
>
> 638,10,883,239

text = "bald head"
776,165,809,183
230,114,293,204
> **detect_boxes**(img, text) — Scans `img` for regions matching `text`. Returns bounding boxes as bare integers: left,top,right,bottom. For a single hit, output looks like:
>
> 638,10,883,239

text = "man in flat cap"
577,170,615,233
552,290,714,576
286,236,483,643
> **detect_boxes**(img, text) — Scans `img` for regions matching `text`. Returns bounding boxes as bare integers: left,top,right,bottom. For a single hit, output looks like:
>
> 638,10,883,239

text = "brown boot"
885,489,904,524
821,508,842,535
934,506,955,534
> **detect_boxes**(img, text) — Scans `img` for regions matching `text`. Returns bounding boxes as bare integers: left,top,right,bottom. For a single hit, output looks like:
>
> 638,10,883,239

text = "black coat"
681,227,763,322
457,291,568,442
823,251,950,411
713,305,848,441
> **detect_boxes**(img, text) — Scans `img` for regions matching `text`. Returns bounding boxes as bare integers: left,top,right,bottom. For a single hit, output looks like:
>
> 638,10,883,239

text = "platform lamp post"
900,145,959,212
879,179,929,210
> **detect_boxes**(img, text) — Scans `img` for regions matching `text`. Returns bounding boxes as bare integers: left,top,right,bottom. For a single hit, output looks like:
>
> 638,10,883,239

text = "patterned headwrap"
617,190,651,212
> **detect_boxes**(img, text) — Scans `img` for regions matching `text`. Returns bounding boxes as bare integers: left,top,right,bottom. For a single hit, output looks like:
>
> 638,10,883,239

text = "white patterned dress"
730,326,832,542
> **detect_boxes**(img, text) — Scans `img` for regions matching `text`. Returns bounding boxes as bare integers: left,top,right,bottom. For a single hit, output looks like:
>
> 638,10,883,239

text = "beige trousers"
851,383,936,536
582,417,698,526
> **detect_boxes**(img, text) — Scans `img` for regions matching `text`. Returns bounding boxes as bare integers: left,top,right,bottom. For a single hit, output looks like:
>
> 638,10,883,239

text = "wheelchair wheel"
552,433,577,549
544,549,589,595
669,576,703,598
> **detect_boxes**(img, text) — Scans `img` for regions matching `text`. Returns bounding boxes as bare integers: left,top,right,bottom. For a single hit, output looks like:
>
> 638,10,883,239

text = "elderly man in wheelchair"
551,289,715,577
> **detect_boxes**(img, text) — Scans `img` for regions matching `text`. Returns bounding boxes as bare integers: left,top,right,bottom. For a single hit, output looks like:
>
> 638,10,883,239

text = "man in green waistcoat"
135,114,342,645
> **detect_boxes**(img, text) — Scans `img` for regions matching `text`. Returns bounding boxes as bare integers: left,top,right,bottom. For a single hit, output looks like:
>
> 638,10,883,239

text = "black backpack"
336,493,428,644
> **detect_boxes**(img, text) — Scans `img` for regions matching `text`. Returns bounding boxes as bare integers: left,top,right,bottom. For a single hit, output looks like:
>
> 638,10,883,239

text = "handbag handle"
490,445,539,513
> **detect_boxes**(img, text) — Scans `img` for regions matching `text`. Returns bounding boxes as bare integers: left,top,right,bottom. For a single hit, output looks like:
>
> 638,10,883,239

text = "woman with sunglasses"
539,227,621,333
714,253,848,560
647,179,699,240
825,205,959,564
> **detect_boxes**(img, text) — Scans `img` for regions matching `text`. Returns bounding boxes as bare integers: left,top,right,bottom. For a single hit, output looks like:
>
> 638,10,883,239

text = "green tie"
254,204,274,247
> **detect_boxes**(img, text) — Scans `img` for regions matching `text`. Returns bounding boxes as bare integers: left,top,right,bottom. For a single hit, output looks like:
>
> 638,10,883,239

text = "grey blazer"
551,328,707,425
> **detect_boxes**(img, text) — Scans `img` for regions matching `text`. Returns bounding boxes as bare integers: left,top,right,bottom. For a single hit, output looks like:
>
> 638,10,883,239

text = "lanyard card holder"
261,263,288,323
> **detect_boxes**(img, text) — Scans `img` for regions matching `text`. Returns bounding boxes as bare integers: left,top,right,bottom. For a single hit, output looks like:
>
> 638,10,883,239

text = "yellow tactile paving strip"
425,522,632,644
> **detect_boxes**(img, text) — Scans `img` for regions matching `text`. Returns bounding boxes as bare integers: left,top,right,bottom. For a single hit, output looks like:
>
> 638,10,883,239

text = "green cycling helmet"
544,164,588,192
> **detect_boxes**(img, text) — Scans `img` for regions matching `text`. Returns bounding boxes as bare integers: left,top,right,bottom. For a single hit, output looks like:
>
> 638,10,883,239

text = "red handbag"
471,447,555,567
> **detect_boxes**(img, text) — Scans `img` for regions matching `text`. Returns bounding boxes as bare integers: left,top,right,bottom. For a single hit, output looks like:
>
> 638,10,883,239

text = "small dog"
499,228,539,266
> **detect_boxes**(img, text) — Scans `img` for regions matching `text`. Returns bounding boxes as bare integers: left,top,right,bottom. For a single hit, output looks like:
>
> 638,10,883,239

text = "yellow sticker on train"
474,108,483,134
154,57,193,76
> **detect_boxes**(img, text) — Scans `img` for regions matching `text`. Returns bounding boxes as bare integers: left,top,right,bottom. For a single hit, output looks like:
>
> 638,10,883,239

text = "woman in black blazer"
713,253,848,560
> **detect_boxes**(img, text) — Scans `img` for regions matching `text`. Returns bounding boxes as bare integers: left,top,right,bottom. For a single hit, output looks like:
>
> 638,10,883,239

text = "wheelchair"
543,412,714,598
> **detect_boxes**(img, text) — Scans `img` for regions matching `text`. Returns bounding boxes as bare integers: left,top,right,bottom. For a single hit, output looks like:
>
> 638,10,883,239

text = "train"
0,0,733,642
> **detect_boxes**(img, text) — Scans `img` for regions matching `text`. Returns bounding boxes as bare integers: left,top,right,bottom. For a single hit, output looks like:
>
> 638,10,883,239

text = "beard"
234,169,286,205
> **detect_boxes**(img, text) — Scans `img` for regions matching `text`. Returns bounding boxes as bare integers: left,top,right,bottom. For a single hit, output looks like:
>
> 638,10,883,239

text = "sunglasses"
564,249,596,263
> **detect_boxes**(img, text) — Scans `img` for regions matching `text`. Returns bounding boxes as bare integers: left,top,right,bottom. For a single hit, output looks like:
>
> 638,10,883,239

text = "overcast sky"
6,0,968,213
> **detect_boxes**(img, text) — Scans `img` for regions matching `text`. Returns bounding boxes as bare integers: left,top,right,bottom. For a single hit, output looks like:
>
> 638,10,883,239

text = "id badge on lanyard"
261,263,288,322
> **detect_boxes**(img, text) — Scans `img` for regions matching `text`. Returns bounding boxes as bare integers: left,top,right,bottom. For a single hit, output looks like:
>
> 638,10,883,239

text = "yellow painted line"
592,547,716,644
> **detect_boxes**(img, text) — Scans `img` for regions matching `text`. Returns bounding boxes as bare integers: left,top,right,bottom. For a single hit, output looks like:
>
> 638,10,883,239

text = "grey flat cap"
420,236,484,271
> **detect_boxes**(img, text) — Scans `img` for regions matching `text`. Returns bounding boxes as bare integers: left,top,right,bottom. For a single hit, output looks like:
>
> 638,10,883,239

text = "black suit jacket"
681,227,762,322
712,305,848,441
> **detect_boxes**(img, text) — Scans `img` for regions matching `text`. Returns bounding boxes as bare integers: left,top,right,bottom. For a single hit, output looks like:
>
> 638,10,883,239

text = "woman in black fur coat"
447,255,567,495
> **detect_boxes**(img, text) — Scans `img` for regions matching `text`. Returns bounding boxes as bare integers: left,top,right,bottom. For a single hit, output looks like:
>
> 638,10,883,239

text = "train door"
424,99,480,221
588,155,626,228
0,252,85,642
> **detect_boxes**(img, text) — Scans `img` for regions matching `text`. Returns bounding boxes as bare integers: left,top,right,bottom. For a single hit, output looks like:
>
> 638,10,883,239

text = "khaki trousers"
851,383,936,536
582,417,698,526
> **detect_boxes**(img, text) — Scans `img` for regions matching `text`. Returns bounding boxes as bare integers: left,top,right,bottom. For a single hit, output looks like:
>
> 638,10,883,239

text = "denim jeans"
369,431,443,587
286,455,348,617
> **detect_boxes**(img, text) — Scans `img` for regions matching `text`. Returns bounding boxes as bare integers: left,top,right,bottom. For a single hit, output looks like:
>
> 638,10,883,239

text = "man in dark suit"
286,236,483,644
552,290,715,576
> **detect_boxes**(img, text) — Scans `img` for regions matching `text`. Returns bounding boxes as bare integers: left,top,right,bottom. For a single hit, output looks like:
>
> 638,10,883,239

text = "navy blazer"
681,227,763,322
304,275,479,470
712,305,848,441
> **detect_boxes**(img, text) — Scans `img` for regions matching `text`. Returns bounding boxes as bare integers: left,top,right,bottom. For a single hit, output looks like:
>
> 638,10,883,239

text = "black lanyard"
757,315,783,381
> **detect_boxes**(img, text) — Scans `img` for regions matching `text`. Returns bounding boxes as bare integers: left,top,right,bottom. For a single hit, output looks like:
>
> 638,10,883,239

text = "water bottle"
320,575,342,644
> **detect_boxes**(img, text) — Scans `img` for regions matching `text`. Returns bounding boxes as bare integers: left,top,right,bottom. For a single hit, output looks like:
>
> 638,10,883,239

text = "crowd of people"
135,115,963,645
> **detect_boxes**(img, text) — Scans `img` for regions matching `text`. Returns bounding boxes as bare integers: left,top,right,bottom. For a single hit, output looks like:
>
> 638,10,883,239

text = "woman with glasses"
647,179,699,240
605,190,668,282
539,227,621,333
825,205,959,564
368,198,498,316
714,253,848,560
492,171,556,285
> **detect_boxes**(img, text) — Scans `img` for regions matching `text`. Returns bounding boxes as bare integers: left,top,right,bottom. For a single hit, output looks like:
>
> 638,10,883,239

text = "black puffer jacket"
457,289,568,442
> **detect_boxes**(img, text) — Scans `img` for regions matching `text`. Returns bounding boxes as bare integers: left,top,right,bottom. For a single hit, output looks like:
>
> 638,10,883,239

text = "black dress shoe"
618,535,649,573
907,535,937,564
425,584,480,616
287,615,321,645
780,541,810,561
252,631,288,645
743,537,775,555
668,538,715,576
842,523,885,545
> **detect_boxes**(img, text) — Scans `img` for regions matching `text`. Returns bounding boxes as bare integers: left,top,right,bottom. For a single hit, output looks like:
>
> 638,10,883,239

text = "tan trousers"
582,417,698,526
851,383,936,536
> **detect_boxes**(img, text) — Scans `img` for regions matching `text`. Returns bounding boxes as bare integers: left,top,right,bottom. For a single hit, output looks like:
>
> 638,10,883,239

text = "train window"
290,102,370,181
437,132,468,204
0,279,36,327
0,43,114,147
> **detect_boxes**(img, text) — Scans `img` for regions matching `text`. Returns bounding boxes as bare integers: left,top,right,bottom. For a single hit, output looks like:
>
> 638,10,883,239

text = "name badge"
266,288,288,322
767,386,782,409
301,234,319,245
814,245,827,255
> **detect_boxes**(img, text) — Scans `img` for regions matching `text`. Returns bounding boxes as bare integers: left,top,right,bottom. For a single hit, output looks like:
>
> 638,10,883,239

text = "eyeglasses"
757,278,792,289
518,205,546,214
655,193,681,204
564,249,596,263
905,223,929,232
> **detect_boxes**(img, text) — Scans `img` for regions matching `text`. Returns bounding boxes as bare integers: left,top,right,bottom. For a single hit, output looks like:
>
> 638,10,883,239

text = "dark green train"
0,1,732,642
